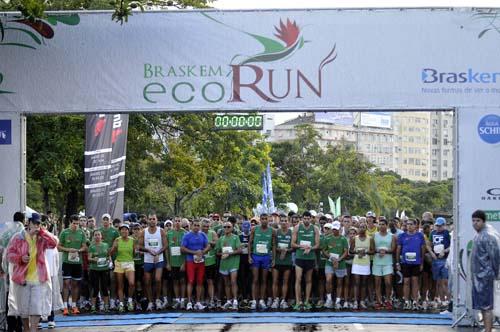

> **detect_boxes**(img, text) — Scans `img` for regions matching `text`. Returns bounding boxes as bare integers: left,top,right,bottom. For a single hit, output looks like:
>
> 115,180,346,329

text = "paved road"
50,324,497,332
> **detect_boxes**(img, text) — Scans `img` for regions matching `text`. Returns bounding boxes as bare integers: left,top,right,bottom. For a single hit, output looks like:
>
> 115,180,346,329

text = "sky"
212,0,500,124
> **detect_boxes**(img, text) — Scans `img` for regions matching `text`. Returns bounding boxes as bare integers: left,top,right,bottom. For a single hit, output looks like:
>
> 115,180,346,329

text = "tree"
0,0,213,24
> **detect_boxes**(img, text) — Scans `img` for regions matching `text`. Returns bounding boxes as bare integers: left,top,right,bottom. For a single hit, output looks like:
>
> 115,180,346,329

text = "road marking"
137,324,152,331
353,323,364,330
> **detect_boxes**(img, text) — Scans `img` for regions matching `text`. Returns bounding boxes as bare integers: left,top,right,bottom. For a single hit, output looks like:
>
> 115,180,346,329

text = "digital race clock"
214,114,264,130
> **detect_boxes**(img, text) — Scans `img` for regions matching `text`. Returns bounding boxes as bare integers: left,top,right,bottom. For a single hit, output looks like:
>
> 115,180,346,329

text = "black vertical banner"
108,114,129,221
84,114,128,224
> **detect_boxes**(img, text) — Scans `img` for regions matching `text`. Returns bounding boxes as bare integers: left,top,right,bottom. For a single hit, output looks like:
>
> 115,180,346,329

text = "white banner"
2,9,500,113
456,107,500,324
0,113,23,222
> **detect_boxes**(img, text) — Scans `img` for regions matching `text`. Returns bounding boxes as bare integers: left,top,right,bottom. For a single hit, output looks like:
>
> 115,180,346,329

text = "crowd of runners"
4,210,453,318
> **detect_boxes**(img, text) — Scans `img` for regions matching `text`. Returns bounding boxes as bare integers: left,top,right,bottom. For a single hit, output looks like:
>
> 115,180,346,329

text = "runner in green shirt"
58,215,88,315
166,217,187,309
322,221,349,309
291,211,320,311
202,219,218,308
271,213,293,309
88,230,111,312
216,222,241,310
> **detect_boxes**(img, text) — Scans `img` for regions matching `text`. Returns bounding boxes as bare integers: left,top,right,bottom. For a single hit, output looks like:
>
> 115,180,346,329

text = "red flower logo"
274,19,300,47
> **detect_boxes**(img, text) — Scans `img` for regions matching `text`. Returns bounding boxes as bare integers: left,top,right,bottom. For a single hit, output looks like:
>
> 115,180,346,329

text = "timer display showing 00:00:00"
214,115,263,129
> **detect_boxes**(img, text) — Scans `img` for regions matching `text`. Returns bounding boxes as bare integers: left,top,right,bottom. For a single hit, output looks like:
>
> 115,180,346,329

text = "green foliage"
0,0,214,24
270,124,453,218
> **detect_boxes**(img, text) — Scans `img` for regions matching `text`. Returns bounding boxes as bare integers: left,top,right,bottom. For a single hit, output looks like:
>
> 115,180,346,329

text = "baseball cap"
324,223,334,230
325,214,333,220
119,224,130,230
331,221,341,230
102,213,111,220
435,217,446,226
366,211,375,218
30,212,41,223
309,210,317,217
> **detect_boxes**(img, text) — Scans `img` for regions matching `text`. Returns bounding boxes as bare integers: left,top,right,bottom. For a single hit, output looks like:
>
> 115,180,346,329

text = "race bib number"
329,253,339,261
68,252,80,263
148,239,159,248
222,246,233,254
241,243,248,254
433,244,444,254
194,255,204,263
300,240,311,247
405,252,417,262
170,246,181,256
97,257,108,267
278,243,288,249
377,246,388,252
256,243,268,254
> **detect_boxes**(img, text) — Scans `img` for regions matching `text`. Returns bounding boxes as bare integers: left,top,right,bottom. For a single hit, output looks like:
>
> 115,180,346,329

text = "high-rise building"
392,112,431,182
430,111,454,181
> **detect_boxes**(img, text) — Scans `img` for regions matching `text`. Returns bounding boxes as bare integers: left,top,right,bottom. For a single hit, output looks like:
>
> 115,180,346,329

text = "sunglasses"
223,226,232,229
183,226,189,229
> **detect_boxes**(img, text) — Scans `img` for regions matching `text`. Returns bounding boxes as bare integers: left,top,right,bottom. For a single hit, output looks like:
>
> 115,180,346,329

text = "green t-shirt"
98,226,120,248
89,242,110,271
317,234,328,269
167,229,186,267
60,228,87,265
115,237,134,262
252,225,273,256
323,234,349,269
295,224,316,260
275,228,292,266
217,234,241,271
132,236,144,265
204,230,217,267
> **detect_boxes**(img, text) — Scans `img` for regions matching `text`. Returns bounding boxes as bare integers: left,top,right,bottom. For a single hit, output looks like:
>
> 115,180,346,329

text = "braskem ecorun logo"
478,114,500,144
422,68,500,83
0,120,12,145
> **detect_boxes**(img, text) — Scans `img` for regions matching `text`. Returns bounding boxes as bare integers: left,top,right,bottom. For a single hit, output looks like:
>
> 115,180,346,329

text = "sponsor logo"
485,210,500,222
477,114,500,144
422,68,500,84
481,187,500,200
0,120,12,145
94,115,106,137
142,14,337,105
111,114,123,144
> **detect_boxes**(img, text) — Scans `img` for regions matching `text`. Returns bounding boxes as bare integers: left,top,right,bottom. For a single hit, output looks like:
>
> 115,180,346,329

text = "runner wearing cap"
59,214,88,315
139,213,167,311
216,222,242,310
292,211,320,311
427,217,451,309
371,218,396,310
323,221,348,309
365,212,378,238
181,219,209,311
109,223,136,312
271,214,293,309
238,220,252,307
396,218,426,310
248,213,276,310
350,221,373,310
343,227,357,309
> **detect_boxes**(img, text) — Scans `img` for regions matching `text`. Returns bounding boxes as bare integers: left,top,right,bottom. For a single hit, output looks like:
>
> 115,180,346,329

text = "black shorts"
205,264,217,280
171,266,186,280
62,262,83,280
273,264,291,275
317,267,326,279
295,259,315,272
401,264,421,278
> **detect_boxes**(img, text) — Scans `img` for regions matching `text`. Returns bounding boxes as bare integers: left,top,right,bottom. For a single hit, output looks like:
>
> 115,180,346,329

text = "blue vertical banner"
0,120,12,145
261,171,268,212
266,163,275,213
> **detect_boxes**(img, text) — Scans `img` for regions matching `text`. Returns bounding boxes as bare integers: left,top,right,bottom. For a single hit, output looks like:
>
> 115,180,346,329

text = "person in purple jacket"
396,218,426,311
